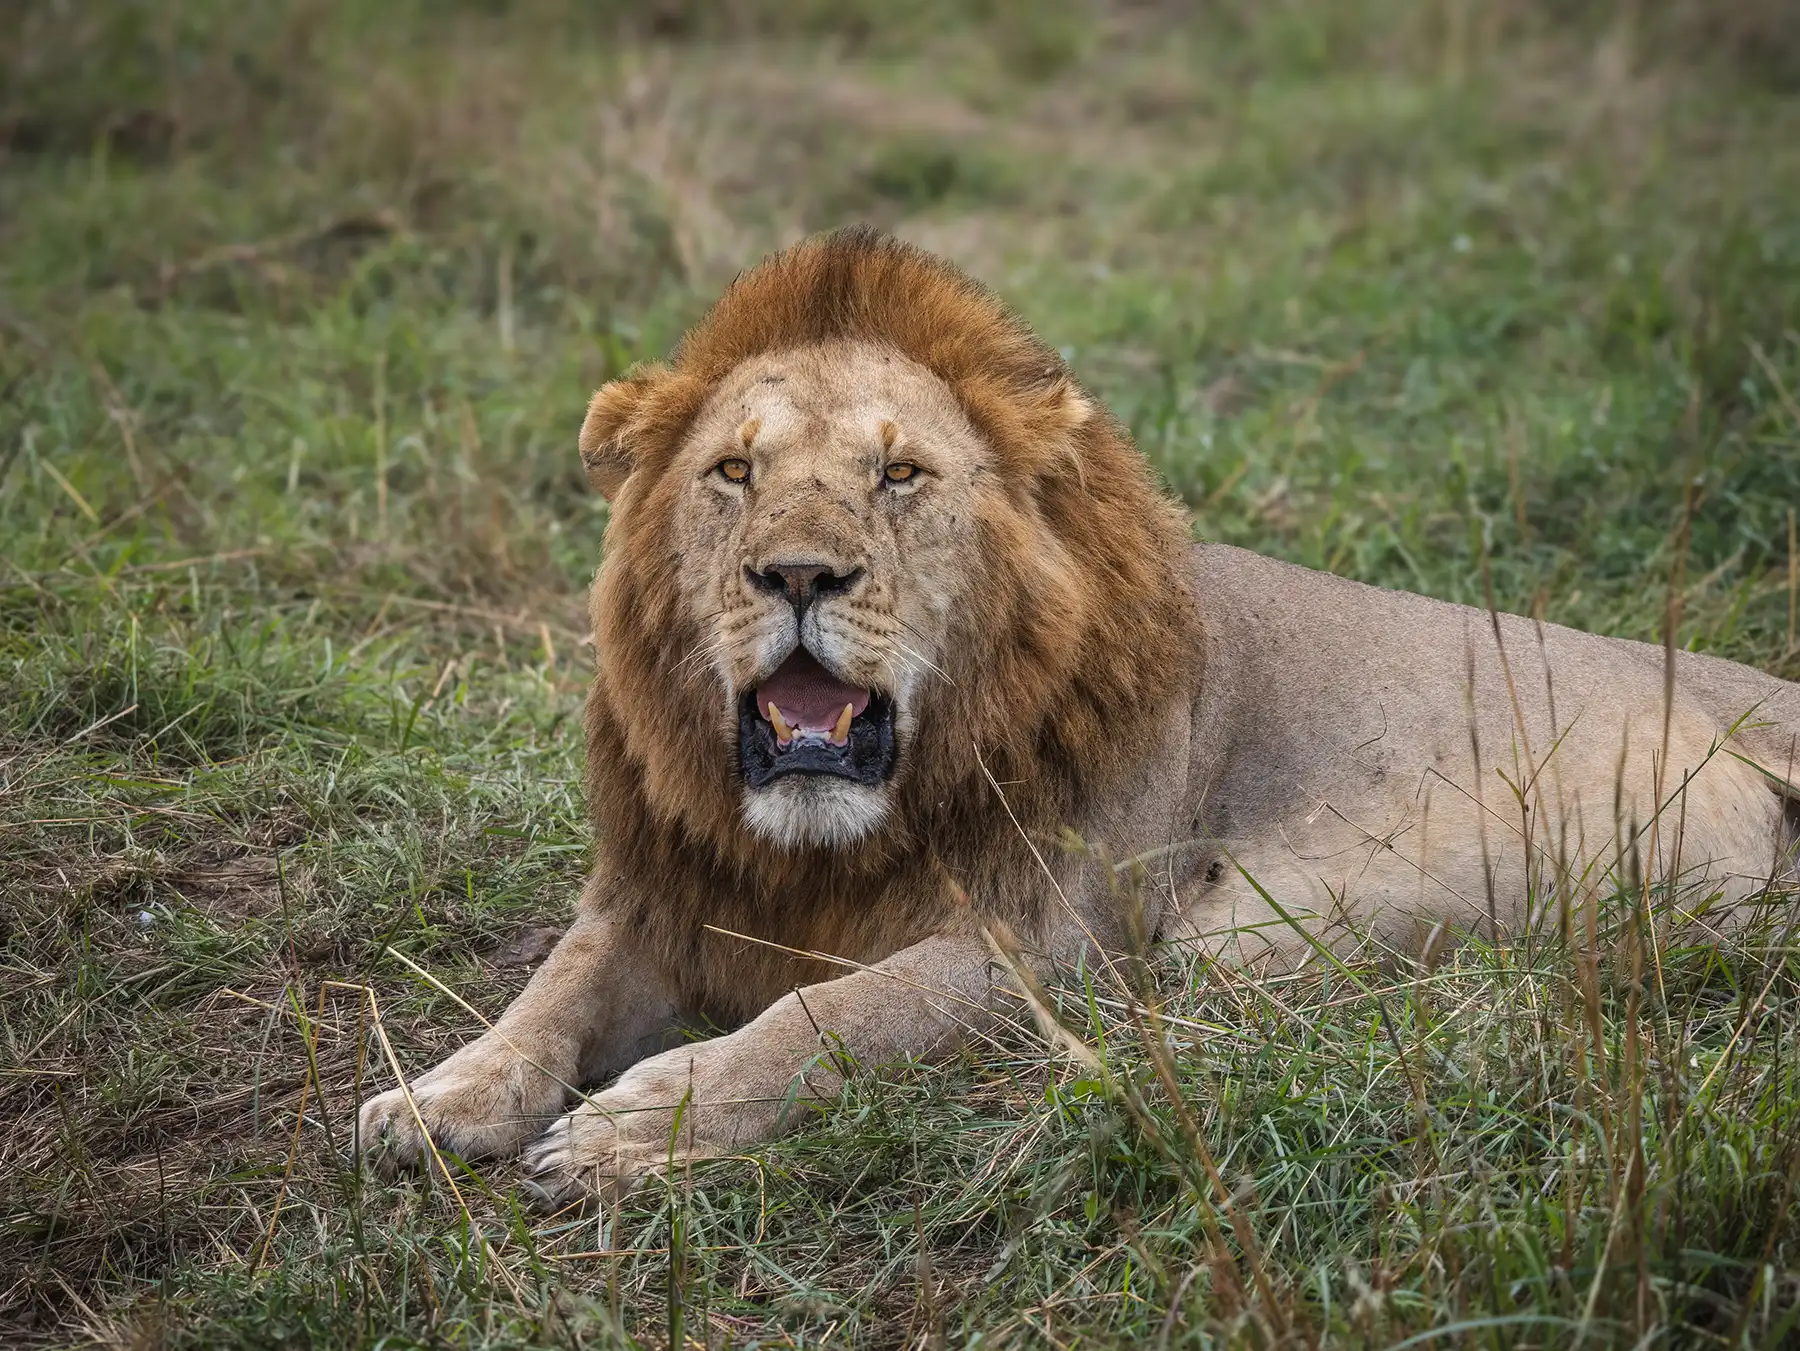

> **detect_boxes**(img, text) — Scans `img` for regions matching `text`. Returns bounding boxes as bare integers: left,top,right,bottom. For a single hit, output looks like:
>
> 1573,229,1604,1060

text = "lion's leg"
357,911,680,1173
519,932,999,1205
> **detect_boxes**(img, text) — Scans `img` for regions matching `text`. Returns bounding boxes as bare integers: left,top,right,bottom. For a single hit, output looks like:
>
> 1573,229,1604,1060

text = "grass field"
5,1,1800,1346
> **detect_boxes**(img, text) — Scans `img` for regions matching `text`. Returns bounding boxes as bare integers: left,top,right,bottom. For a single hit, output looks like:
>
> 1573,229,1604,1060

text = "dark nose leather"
746,562,863,620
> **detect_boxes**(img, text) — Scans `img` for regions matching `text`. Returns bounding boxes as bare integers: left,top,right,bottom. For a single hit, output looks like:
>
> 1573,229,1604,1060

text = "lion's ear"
969,370,1097,482
1033,375,1094,436
578,366,671,501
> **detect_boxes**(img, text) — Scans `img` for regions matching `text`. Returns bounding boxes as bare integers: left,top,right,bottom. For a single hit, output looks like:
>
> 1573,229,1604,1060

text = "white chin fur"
741,777,890,849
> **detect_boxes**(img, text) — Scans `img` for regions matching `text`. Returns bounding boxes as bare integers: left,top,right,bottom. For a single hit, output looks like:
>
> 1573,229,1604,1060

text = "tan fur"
358,228,1799,1201
1169,548,1798,969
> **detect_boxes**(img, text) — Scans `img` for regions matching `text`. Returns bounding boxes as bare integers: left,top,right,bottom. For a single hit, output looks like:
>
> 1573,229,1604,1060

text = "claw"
518,1172,590,1215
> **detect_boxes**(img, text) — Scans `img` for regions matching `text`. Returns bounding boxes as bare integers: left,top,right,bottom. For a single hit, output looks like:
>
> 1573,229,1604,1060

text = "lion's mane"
578,227,1200,1019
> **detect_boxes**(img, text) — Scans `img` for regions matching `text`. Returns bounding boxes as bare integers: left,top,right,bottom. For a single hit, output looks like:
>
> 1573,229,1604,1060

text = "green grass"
3,2,1800,1346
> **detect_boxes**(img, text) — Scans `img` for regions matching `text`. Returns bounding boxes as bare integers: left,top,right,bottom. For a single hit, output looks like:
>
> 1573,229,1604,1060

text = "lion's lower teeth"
781,728,847,749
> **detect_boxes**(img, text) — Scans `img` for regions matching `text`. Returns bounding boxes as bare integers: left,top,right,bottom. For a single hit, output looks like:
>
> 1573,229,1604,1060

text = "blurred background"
4,2,1800,1346
5,0,1799,658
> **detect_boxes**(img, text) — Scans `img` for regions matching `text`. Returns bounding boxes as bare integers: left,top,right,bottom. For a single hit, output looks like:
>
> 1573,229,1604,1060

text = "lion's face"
663,341,988,848
580,229,1195,874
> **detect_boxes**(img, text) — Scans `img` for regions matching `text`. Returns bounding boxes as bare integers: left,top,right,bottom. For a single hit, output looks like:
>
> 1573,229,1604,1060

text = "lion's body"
358,228,1800,1200
1175,545,1798,961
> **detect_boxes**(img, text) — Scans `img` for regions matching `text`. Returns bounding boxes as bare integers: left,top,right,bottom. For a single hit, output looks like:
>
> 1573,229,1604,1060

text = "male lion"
359,227,1800,1203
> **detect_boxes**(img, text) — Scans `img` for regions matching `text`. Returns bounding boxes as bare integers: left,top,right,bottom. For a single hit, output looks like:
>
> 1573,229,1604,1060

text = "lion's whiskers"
673,635,728,677
892,639,953,686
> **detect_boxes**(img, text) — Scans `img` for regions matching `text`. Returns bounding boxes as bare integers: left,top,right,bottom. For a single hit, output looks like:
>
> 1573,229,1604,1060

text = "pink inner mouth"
755,649,871,747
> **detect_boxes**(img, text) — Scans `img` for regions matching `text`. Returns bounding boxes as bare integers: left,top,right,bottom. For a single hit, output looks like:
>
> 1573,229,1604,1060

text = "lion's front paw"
518,1057,733,1210
518,1109,656,1210
356,1042,567,1178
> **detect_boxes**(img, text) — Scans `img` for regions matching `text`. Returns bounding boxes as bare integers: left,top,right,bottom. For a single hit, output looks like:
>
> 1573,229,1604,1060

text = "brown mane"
579,227,1200,1020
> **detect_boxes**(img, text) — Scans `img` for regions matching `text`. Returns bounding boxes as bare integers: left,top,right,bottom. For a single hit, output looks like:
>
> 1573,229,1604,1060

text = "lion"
358,226,1800,1203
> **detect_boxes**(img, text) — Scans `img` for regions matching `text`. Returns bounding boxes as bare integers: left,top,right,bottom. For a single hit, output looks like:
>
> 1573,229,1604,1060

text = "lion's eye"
883,462,919,485
716,458,751,484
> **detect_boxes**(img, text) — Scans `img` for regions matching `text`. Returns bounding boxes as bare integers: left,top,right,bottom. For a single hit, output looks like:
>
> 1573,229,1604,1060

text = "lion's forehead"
693,340,981,466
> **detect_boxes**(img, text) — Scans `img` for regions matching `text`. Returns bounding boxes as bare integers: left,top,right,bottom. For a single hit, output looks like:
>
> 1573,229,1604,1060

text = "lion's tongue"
756,649,870,736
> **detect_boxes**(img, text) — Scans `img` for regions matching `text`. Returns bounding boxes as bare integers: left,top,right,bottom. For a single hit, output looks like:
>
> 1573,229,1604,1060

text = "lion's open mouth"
738,648,896,788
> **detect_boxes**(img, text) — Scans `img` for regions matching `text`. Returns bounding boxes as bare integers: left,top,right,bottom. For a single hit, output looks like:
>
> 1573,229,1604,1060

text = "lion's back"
1185,540,1796,864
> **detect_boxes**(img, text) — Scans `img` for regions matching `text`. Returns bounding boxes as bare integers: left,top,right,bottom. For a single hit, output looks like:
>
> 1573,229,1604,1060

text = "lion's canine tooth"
768,702,793,746
831,702,853,745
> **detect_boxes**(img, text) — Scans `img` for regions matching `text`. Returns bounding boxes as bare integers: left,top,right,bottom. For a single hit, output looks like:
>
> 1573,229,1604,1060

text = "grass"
3,1,1800,1345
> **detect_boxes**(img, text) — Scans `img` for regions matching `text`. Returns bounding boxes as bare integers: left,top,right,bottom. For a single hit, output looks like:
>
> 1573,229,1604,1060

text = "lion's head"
579,228,1196,872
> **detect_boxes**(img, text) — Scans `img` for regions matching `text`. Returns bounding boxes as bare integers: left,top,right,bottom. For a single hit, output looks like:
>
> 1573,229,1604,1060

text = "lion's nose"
745,561,864,621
